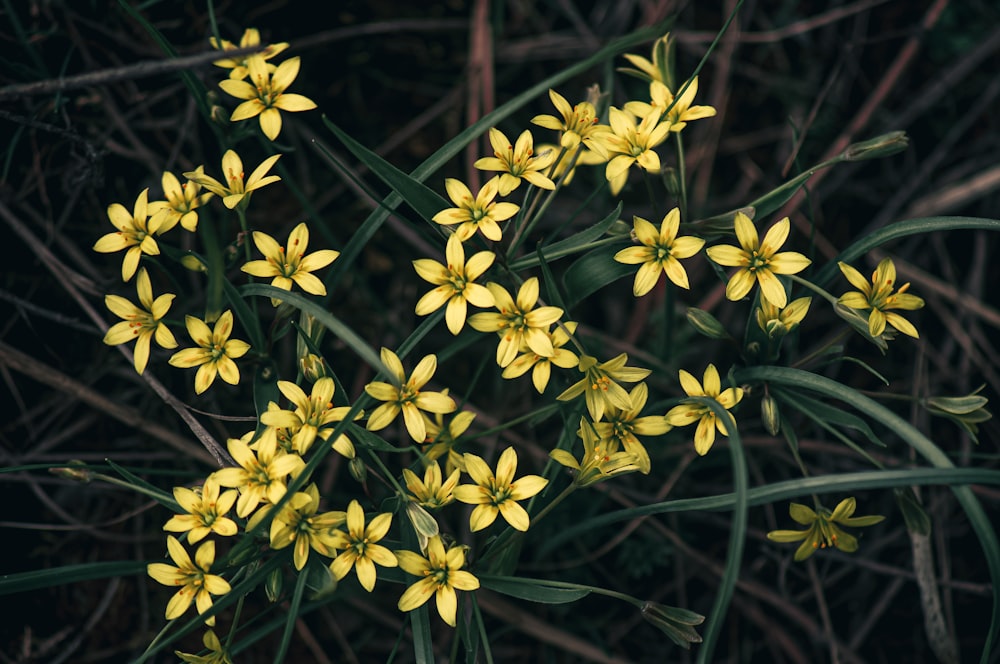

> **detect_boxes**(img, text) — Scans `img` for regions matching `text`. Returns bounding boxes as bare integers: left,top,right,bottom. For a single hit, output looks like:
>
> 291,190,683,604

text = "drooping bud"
761,393,781,436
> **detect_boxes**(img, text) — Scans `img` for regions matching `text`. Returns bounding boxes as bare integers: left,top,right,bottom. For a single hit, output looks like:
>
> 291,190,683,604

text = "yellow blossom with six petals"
614,208,705,294
432,177,519,242
473,127,556,195
147,536,231,626
706,212,811,307
329,499,398,592
241,222,339,304
413,232,495,334
364,348,457,442
467,277,564,368
184,150,281,210
395,535,479,627
665,364,744,456
93,188,162,282
168,310,251,394
219,55,317,140
102,267,177,374
452,446,548,532
837,257,924,338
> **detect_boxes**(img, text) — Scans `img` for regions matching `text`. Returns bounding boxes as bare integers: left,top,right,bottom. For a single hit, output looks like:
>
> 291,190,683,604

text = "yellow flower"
592,382,670,474
259,377,357,457
175,629,232,664
619,33,673,84
531,89,611,152
556,353,651,422
210,28,288,80
473,128,556,195
184,150,281,210
364,348,457,442
403,461,461,510
625,78,716,133
212,433,305,519
665,364,744,456
705,212,811,307
269,483,346,571
603,107,672,192
837,257,924,338
241,222,339,304
147,536,231,625
168,310,251,394
413,232,495,334
467,277,564,368
501,321,580,393
550,417,643,487
614,209,705,294
767,497,885,561
163,476,238,544
432,177,519,242
453,447,548,532
756,296,811,339
219,55,316,140
396,535,480,627
148,168,213,233
102,267,177,374
93,188,162,282
328,499,398,591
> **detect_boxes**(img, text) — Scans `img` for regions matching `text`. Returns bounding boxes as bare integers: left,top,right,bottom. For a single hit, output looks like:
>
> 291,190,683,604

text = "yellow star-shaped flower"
220,55,317,140
241,222,338,304
706,212,811,307
614,208,705,295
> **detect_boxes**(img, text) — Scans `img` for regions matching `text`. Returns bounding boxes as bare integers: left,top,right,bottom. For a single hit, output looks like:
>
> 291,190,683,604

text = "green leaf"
240,284,387,375
478,575,591,604
0,561,148,595
507,201,624,271
105,459,179,509
223,278,265,351
773,387,885,447
562,244,633,308
350,423,407,453
323,116,450,222
736,366,1000,664
815,216,1000,288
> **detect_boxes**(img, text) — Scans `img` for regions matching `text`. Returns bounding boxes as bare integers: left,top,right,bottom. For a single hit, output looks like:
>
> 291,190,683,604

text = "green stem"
530,482,577,526
788,273,838,305
674,132,687,219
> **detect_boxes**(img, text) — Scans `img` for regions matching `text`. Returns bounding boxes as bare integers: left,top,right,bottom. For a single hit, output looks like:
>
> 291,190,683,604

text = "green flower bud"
686,307,730,340
761,393,781,436
265,567,283,603
640,601,704,649
349,456,367,484
844,131,909,161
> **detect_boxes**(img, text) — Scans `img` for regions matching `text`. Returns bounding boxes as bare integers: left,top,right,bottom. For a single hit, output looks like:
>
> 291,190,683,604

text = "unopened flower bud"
49,460,92,482
844,131,909,161
686,307,730,340
299,353,328,382
761,393,781,436
641,601,704,649
180,254,207,272
265,567,283,603
405,501,439,553
348,457,367,484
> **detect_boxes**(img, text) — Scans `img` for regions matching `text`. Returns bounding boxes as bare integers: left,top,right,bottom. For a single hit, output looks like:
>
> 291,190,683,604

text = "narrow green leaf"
696,397,747,664
105,459,179,509
815,216,1000,287
223,278,265,351
240,284,387,375
478,575,591,604
0,561,148,595
562,244,633,308
323,116,450,222
508,201,624,271
539,467,1000,554
274,564,309,664
736,365,1000,664
773,387,885,448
